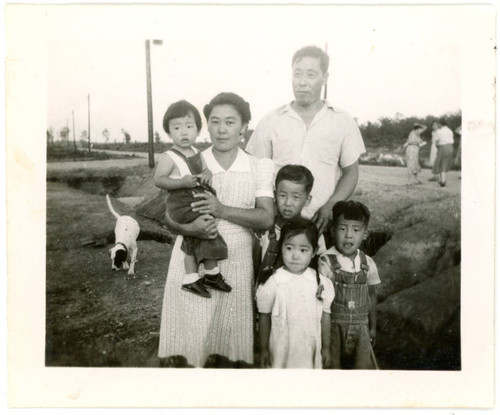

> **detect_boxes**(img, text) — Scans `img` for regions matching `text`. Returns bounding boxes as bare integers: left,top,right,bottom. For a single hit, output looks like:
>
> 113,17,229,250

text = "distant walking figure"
403,123,427,185
432,120,454,187
428,122,440,181
454,125,462,168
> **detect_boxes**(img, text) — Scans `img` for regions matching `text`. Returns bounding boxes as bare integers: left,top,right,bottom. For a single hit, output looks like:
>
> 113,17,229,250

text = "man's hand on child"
312,202,333,236
259,348,271,368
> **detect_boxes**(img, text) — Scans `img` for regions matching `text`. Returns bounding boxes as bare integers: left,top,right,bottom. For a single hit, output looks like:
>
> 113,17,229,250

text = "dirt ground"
45,158,461,368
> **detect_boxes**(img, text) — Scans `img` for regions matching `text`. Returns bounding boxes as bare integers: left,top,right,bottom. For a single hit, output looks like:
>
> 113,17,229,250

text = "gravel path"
47,150,461,195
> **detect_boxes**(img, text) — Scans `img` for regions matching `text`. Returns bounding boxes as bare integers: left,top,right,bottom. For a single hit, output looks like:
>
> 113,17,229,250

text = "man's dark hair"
275,164,314,193
292,45,329,73
162,100,202,134
331,200,371,228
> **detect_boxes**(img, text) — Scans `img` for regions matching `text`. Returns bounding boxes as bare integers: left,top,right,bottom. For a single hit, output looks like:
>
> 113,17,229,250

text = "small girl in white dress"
256,218,334,368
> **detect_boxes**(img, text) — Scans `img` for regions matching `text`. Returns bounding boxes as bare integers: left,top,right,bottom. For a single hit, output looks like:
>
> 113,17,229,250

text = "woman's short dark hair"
292,45,329,73
203,92,251,125
162,100,202,134
275,164,314,193
331,200,371,228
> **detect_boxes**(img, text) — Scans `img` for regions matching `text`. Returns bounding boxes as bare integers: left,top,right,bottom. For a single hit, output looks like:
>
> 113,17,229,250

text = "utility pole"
87,94,91,152
72,110,76,152
145,40,154,168
145,39,163,169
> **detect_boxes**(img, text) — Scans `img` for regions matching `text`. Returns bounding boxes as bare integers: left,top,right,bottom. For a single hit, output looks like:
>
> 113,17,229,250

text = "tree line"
359,111,462,151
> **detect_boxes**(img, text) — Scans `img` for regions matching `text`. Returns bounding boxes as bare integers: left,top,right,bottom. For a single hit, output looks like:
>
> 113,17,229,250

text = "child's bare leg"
204,259,218,272
182,254,210,298
184,254,198,275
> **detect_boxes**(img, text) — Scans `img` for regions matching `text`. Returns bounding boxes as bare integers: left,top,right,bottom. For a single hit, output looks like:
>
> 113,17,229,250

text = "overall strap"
166,149,194,177
169,147,195,161
327,254,342,271
358,250,370,273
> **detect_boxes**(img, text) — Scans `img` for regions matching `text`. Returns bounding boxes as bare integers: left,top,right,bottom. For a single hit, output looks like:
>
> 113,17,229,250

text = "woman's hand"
189,214,218,239
259,348,271,368
191,192,225,218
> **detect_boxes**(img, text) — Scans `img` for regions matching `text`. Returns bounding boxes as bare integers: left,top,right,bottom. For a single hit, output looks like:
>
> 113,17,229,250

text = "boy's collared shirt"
319,246,381,285
258,222,281,261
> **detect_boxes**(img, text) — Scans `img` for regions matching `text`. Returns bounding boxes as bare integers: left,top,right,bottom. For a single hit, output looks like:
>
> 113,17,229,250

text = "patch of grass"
47,145,140,162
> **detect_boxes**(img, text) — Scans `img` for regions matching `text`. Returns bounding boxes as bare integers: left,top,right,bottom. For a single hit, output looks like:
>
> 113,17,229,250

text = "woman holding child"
157,92,275,367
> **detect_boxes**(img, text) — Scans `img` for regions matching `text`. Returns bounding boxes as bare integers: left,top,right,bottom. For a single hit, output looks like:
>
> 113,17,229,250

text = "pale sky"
46,4,464,144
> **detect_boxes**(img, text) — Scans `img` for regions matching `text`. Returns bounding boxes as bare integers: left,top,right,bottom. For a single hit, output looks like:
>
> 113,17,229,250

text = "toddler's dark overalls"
167,148,228,263
327,252,377,369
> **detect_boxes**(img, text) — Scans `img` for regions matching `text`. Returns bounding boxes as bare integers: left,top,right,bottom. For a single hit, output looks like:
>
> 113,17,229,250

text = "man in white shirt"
246,45,365,244
432,120,454,187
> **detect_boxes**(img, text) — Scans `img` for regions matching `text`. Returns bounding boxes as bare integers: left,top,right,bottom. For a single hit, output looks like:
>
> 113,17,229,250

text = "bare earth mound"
46,162,460,369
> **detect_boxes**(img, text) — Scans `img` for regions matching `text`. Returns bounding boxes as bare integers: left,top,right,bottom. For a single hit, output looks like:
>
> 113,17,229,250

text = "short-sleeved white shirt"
435,126,454,146
318,246,381,285
246,101,366,218
256,267,334,368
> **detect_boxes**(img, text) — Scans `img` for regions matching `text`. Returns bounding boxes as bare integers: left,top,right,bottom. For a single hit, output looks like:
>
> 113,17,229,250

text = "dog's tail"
106,194,121,219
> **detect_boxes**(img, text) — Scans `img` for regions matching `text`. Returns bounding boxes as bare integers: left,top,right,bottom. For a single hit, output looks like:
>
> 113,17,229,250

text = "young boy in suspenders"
319,201,380,369
254,165,314,286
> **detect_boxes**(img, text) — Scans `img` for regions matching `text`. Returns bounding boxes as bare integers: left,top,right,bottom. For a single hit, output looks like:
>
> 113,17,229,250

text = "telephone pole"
72,110,76,152
87,94,91,152
145,39,163,168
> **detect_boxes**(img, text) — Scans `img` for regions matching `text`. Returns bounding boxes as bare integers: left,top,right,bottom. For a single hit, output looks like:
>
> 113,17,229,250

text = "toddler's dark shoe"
439,181,446,187
182,280,211,298
203,274,232,292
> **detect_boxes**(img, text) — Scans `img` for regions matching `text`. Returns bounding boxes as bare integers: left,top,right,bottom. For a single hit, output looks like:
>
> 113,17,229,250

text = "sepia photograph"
5,1,496,410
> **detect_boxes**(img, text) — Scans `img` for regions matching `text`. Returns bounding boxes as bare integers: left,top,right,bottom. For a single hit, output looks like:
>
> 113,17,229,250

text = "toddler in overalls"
319,201,380,369
154,100,229,299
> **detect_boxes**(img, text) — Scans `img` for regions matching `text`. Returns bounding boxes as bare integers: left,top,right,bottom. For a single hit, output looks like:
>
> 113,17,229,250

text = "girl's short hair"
162,100,202,134
275,164,314,194
280,217,319,252
260,218,320,286
331,201,371,228
203,92,251,125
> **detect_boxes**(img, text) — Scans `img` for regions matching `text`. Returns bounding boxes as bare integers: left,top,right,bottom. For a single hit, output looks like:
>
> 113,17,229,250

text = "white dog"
106,194,140,275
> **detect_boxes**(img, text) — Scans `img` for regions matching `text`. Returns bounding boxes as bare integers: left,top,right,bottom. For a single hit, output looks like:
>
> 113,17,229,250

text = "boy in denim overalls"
319,201,380,369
